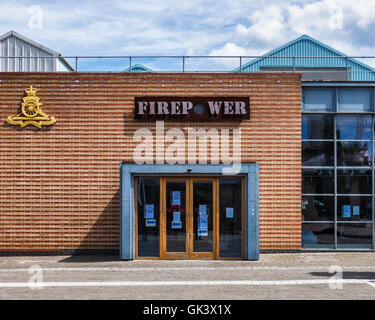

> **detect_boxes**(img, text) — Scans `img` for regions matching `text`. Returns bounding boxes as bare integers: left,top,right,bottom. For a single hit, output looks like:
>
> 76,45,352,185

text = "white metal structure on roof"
0,31,73,72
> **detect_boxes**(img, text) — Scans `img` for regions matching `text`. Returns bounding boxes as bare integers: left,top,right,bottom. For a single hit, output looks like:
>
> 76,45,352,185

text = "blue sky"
1,0,375,71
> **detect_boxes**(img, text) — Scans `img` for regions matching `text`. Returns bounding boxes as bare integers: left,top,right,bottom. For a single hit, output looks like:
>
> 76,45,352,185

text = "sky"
1,0,375,71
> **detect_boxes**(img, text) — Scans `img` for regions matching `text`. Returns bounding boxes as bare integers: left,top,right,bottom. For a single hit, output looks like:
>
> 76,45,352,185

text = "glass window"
193,181,214,253
338,88,372,111
302,196,334,221
302,169,334,194
303,88,334,111
137,178,160,257
337,196,372,221
302,141,334,166
166,180,186,252
337,169,372,194
302,114,334,140
302,223,335,248
336,115,372,140
337,141,372,166
337,223,373,248
219,178,242,258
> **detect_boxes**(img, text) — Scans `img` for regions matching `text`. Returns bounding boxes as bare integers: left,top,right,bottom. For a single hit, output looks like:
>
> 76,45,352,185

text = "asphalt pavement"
0,252,374,299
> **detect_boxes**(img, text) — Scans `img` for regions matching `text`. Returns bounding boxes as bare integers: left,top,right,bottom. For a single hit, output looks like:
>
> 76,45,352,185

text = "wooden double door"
160,177,218,259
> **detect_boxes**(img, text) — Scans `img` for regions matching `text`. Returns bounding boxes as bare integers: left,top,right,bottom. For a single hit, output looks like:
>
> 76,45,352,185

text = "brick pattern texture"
0,72,301,252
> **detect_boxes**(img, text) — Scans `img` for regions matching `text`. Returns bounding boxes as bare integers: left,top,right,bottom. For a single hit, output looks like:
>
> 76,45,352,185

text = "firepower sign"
135,97,250,121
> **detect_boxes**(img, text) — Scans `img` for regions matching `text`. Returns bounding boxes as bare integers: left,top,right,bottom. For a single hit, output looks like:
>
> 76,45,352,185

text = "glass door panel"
136,177,160,257
165,180,187,253
219,177,243,258
193,181,214,252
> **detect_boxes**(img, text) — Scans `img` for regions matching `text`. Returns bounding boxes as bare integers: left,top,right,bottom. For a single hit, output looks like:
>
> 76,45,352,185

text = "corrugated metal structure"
123,63,152,72
236,34,375,81
0,31,73,72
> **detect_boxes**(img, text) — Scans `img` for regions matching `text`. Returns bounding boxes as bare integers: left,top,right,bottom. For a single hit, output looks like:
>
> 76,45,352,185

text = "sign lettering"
135,97,249,121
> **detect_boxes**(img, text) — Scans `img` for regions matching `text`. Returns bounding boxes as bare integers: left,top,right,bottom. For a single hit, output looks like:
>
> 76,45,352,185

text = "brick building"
1,34,374,260
0,72,301,259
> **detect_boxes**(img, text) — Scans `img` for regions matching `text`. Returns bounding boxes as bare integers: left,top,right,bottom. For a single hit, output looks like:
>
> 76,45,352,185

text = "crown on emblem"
25,86,37,97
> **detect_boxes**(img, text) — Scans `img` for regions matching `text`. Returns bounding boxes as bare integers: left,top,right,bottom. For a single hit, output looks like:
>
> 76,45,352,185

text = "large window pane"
336,115,372,140
303,88,334,111
302,169,334,194
193,181,213,253
302,196,334,221
337,223,373,248
302,114,334,139
302,223,335,248
137,178,160,257
337,169,372,194
166,180,186,252
338,88,372,111
337,141,372,166
337,196,372,221
302,141,334,166
219,178,242,258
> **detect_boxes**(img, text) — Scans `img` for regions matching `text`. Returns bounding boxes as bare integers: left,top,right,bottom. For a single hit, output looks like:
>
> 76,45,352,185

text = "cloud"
212,0,375,69
1,0,375,71
235,5,287,46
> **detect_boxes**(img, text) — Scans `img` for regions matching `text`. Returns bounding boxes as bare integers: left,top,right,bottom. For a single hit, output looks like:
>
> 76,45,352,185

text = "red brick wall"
0,72,301,252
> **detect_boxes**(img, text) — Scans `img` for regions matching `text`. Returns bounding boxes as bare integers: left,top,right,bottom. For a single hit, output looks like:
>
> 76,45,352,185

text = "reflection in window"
337,223,373,248
302,114,334,139
337,170,372,194
302,223,334,248
302,169,334,194
336,115,372,140
337,141,372,166
166,180,186,253
302,196,334,221
302,141,334,166
219,178,242,258
137,178,160,257
338,88,372,111
303,88,334,111
337,196,372,221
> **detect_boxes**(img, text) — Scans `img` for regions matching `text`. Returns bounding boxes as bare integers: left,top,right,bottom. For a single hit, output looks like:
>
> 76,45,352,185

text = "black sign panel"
134,97,250,121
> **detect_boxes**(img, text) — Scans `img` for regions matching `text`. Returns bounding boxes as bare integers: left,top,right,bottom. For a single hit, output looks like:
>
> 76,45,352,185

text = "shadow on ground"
56,189,120,263
310,272,375,280
58,255,120,263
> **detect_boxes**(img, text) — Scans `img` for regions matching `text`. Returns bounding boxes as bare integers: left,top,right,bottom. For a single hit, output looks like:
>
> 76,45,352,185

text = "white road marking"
367,281,375,288
17,260,58,264
0,279,372,288
0,266,375,272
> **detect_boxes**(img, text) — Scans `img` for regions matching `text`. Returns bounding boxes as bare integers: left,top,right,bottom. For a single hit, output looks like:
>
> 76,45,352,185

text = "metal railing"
1,55,375,78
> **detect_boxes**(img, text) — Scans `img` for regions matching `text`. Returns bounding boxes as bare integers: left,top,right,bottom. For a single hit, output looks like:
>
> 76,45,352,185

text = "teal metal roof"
123,63,152,72
235,35,375,81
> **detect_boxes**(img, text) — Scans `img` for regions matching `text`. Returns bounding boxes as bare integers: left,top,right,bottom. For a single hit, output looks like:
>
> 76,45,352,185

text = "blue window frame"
302,86,375,250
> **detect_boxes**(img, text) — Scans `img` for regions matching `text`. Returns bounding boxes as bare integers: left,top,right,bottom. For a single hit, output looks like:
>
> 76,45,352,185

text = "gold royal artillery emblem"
6,86,56,128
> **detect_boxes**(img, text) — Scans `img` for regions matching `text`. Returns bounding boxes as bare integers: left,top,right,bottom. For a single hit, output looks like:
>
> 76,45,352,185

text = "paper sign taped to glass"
145,204,154,219
145,219,156,227
342,205,351,218
353,206,360,216
226,207,234,218
173,211,181,222
171,221,182,229
199,204,206,215
198,229,208,236
198,214,208,230
171,191,181,206
198,213,208,237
